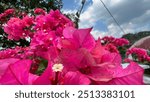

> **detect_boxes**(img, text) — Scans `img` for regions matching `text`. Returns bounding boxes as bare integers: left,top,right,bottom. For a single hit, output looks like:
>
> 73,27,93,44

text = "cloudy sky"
63,0,150,38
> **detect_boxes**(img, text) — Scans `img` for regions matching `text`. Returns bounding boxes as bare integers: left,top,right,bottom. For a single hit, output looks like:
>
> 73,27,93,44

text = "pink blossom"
0,9,145,85
60,40,143,84
103,62,144,85
34,10,74,35
62,27,96,51
3,15,34,40
105,43,119,53
102,36,129,47
113,38,129,47
0,13,6,21
102,36,115,42
0,47,34,59
126,47,149,62
34,8,46,15
0,59,38,85
22,16,34,27
4,17,26,40
31,31,56,48
4,9,15,16
33,60,90,85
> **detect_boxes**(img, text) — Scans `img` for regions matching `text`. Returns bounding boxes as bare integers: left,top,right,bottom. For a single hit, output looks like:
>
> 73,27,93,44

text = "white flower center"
52,63,64,72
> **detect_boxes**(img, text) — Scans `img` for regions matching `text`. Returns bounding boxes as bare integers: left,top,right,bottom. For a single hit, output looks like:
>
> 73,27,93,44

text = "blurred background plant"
0,0,63,49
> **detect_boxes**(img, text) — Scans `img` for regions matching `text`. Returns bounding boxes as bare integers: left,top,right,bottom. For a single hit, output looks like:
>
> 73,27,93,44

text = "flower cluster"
0,9,15,21
126,48,150,62
0,9,144,85
102,36,129,47
0,46,34,59
3,16,34,40
34,8,46,15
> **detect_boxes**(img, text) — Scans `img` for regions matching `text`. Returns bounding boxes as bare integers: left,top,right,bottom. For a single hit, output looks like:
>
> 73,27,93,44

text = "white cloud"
62,9,77,14
91,29,106,39
79,0,150,38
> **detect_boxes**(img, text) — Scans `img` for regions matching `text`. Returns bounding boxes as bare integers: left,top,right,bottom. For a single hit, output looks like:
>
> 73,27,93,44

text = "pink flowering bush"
102,36,129,47
126,47,150,63
0,9,144,85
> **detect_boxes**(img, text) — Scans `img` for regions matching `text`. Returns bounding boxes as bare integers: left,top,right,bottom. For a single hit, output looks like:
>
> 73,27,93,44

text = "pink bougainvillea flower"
3,16,33,40
102,36,115,42
31,30,56,48
0,8,144,85
59,48,116,84
60,43,144,85
105,43,119,53
49,10,74,27
34,8,46,15
4,17,25,40
113,38,129,47
102,36,129,47
0,59,38,85
60,48,96,72
62,27,95,51
33,47,91,85
34,10,74,35
22,15,34,27
0,46,34,59
126,47,150,62
59,47,115,82
30,30,59,60
0,13,6,21
33,61,90,85
96,62,144,85
4,9,15,16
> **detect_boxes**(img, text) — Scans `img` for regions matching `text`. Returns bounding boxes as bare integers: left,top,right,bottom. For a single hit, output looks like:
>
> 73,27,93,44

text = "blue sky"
63,0,92,10
63,0,150,38
62,0,108,38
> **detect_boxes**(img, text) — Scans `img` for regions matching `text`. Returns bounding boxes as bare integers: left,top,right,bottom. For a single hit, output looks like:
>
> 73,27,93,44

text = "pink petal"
28,73,39,84
91,39,109,63
73,28,95,51
63,27,75,38
63,71,91,85
88,63,119,82
63,27,95,51
0,58,19,76
98,62,144,85
0,60,32,85
60,48,96,72
101,53,122,65
60,49,84,72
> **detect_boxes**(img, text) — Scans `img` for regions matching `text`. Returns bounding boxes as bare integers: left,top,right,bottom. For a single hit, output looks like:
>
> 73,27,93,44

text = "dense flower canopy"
0,8,144,85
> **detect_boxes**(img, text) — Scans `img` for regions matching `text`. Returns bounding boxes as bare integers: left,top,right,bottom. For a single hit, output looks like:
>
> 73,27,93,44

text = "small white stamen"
52,63,64,72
